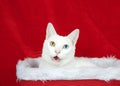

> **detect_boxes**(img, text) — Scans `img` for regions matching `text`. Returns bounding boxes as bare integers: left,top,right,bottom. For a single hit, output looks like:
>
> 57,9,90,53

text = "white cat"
39,23,96,68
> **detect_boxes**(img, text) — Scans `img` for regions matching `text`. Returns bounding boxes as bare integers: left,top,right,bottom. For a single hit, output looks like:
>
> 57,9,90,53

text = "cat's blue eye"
63,44,69,49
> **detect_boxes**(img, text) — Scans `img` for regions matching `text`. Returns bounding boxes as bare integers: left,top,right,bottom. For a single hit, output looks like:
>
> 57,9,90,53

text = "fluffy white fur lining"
16,56,120,81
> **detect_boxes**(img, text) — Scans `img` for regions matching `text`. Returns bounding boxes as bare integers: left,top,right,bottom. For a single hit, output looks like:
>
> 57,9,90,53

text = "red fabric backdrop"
0,0,120,86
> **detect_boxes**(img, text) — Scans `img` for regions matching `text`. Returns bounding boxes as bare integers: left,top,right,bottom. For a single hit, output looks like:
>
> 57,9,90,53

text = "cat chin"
51,56,74,65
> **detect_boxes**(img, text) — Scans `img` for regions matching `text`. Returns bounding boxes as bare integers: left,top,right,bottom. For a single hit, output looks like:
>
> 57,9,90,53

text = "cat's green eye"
50,41,55,47
63,44,69,49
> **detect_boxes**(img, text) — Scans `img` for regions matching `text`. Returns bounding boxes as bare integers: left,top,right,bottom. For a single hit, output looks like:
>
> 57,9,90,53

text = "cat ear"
67,29,79,45
46,22,57,39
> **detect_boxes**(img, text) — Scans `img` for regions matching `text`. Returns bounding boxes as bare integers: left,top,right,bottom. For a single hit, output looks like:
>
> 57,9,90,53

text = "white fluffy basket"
16,56,120,81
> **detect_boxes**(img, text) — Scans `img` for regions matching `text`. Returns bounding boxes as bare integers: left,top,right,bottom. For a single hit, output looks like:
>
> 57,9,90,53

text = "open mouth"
52,56,61,62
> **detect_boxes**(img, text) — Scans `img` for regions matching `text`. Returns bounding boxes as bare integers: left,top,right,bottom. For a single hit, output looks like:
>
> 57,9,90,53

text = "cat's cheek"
47,46,55,55
62,48,72,54
58,52,68,59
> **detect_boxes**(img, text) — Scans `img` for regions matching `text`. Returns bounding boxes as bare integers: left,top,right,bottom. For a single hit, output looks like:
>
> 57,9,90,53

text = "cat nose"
55,50,61,54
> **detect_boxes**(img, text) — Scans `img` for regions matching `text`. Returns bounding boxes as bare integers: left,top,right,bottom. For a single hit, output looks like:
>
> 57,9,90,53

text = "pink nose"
55,50,60,54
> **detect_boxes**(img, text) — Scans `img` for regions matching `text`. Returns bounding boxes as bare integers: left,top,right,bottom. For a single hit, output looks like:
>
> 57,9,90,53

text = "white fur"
16,56,120,81
40,22,95,68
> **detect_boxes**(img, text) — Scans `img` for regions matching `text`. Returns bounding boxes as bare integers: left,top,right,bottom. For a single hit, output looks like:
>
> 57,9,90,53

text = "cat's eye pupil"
50,41,55,47
63,44,69,49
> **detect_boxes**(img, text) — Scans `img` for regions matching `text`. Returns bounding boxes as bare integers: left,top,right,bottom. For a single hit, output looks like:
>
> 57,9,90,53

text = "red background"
0,0,120,86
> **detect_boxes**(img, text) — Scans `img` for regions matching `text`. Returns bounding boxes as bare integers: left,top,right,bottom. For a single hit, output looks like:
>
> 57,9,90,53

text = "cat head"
42,23,79,66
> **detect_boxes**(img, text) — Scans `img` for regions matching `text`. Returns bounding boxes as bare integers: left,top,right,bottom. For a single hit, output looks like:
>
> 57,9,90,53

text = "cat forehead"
48,35,71,43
